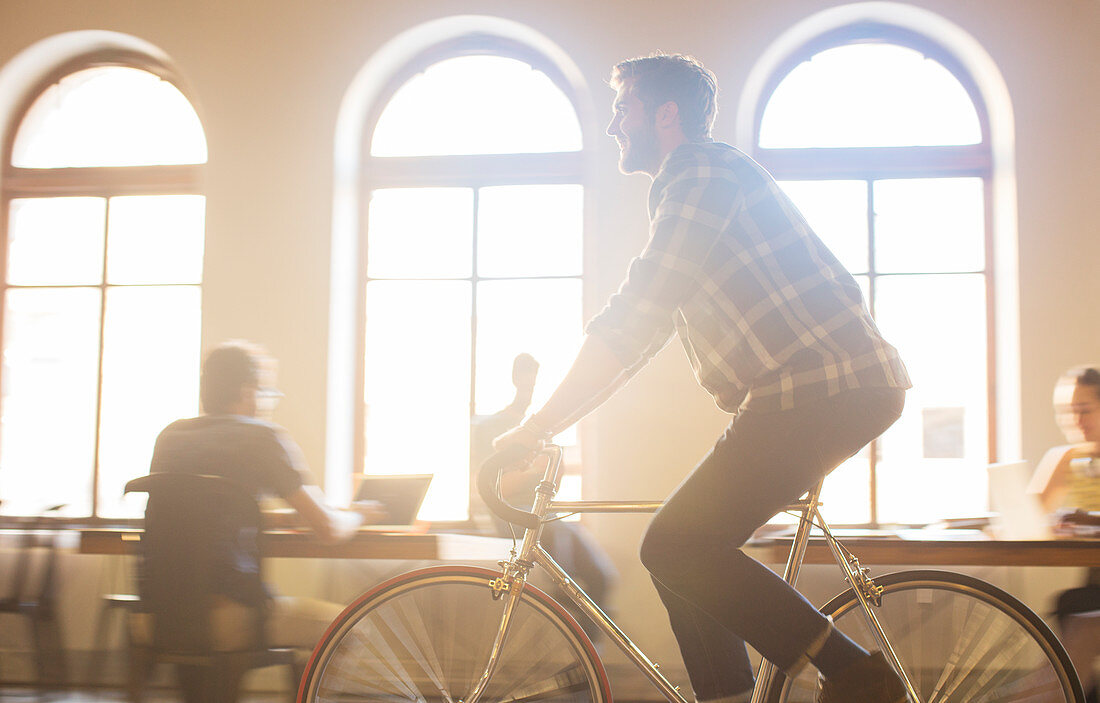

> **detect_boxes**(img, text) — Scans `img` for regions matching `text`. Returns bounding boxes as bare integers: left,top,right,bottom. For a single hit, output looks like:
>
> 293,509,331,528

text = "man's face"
606,78,659,176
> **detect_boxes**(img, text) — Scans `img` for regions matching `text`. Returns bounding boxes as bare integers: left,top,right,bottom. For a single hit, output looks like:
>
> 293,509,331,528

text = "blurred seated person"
471,354,618,636
144,340,383,653
1029,365,1100,702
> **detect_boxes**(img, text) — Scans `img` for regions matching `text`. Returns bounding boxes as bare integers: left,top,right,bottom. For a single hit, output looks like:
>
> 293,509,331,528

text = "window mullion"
867,178,878,527
91,196,111,518
2,165,202,197
983,176,997,462
758,145,990,182
469,187,480,421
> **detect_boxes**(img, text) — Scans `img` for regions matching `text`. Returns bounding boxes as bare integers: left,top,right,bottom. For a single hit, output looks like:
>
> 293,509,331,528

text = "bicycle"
296,444,1085,703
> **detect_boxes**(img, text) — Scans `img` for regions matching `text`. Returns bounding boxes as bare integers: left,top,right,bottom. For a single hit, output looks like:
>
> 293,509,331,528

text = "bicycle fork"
467,544,690,703
463,557,531,703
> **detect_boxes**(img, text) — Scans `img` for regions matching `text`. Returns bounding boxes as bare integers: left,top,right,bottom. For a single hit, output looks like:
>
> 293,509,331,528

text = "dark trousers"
639,387,905,699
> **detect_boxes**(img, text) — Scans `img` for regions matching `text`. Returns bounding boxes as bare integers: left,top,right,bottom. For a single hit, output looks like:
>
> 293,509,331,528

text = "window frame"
354,37,587,522
0,51,204,522
750,23,996,525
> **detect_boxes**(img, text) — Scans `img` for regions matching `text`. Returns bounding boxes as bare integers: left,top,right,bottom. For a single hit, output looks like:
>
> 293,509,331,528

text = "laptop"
353,474,433,530
987,461,1052,540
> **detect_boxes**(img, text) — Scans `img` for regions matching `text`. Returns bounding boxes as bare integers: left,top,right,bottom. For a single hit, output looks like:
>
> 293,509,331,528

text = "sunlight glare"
0,289,101,516
367,189,474,279
364,281,472,521
478,185,583,278
760,43,981,148
107,195,206,284
874,274,988,523
12,66,207,167
371,55,582,156
98,287,201,516
7,198,106,285
874,178,984,273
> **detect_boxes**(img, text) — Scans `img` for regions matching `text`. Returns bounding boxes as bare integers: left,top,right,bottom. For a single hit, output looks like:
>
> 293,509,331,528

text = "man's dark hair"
200,341,264,414
610,53,718,141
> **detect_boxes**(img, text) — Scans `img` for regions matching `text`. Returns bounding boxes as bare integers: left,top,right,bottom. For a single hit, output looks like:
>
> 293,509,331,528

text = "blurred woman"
1029,366,1100,702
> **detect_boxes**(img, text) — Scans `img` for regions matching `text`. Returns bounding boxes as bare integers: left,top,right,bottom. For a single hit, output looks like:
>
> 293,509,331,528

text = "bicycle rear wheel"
772,569,1084,703
297,565,611,703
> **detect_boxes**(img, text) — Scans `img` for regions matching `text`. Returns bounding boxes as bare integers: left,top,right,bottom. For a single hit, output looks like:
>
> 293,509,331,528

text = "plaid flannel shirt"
586,141,910,414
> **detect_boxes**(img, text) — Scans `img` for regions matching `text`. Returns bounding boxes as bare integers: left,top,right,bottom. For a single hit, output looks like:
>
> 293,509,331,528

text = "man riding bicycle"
494,53,911,703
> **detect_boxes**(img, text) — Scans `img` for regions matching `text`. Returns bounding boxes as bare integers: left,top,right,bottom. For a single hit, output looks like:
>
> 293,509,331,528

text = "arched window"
358,47,586,521
1,59,206,518
753,25,993,526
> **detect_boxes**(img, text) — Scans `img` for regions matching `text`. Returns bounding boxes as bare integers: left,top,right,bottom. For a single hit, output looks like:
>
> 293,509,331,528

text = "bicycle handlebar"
477,445,542,530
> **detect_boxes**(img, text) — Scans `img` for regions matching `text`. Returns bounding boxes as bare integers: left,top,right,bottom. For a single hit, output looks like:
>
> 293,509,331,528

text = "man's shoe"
816,651,908,703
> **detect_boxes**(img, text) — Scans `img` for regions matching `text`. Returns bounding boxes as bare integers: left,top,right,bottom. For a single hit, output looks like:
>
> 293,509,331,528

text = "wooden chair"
124,473,301,703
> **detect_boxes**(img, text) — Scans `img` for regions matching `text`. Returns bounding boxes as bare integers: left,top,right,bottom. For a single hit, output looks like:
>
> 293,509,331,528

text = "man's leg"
639,387,903,697
650,576,756,698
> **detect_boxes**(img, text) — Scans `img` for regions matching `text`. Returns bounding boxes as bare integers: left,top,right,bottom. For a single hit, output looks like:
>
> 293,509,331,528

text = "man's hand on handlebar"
493,424,544,454
493,416,553,456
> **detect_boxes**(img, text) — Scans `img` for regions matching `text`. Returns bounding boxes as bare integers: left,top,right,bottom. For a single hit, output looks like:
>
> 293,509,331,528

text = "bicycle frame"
472,445,921,703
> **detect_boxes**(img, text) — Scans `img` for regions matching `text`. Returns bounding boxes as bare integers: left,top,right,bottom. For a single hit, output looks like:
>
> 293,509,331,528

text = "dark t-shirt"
148,414,307,605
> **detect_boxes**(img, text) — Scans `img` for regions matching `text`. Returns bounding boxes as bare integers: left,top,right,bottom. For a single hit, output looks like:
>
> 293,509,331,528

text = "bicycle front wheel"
774,569,1084,703
297,565,611,703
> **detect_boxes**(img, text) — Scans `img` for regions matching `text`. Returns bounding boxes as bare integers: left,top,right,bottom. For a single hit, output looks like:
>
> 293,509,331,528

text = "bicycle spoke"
300,568,607,703
775,572,1081,703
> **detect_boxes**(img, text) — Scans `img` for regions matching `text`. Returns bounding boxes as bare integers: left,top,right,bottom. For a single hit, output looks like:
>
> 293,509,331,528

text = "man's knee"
639,521,694,581
638,524,664,576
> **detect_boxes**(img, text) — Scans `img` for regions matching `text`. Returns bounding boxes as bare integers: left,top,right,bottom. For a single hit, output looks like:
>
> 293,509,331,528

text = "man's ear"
654,100,680,129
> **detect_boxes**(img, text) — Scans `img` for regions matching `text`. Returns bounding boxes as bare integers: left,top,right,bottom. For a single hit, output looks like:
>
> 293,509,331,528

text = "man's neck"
648,132,689,178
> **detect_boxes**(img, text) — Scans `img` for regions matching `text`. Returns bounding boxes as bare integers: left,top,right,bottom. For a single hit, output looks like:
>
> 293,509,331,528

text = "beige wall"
2,0,1099,673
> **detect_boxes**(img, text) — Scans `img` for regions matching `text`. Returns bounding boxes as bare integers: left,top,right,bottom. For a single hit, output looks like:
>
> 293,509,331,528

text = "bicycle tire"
297,565,611,703
765,569,1084,703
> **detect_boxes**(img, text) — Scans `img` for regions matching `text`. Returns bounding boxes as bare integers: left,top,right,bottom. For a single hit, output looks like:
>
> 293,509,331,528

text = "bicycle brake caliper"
489,563,510,600
489,559,526,600
847,555,884,607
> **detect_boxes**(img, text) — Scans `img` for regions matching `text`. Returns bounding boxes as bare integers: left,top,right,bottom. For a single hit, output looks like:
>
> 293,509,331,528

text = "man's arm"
497,335,628,450
282,485,385,543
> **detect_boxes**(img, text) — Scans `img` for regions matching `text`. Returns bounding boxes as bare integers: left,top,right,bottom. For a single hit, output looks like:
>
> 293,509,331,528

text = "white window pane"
364,281,471,520
97,286,201,517
7,197,105,285
475,279,583,445
767,450,871,526
0,289,100,516
367,188,473,279
478,185,583,277
371,55,582,157
819,453,872,525
107,195,206,284
873,274,988,523
874,178,985,273
778,180,868,274
12,66,207,168
760,44,981,148
854,274,870,306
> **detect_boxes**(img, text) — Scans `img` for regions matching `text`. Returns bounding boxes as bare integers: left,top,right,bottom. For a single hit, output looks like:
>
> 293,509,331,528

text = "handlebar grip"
478,445,541,530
